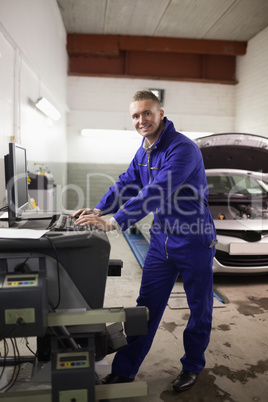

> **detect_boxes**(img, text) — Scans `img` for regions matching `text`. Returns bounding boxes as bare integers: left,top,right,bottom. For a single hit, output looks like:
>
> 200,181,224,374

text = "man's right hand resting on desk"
71,208,116,232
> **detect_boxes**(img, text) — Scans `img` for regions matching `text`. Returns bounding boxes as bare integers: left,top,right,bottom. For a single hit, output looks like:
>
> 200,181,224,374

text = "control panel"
0,261,48,338
56,351,90,370
3,273,39,288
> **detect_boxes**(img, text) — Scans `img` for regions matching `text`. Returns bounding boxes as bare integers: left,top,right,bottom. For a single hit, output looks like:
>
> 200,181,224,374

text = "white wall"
67,77,236,164
67,25,268,166
0,0,267,209
236,26,268,136
0,0,68,206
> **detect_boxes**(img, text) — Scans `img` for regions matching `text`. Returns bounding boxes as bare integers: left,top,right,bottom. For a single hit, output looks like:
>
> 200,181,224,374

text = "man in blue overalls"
73,90,217,392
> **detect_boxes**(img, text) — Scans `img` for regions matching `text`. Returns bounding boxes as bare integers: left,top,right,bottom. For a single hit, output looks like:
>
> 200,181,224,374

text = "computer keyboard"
50,213,92,232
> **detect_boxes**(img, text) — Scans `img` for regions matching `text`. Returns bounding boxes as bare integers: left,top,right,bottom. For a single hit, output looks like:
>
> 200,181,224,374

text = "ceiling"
56,0,268,83
57,0,268,41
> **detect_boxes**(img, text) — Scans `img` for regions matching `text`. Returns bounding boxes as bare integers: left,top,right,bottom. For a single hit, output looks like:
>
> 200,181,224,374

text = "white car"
196,133,268,274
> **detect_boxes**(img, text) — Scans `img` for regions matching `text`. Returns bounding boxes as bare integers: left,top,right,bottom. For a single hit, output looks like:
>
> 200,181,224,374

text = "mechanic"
72,90,217,392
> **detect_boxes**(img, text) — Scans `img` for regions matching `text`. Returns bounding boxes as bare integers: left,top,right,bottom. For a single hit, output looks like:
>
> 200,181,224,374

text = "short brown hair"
131,90,162,108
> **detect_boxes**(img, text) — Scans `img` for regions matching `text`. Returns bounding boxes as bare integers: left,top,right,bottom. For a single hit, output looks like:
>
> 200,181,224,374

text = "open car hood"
196,133,268,173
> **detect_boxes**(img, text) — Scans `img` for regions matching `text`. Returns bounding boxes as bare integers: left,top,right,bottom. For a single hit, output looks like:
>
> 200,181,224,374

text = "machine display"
4,143,29,227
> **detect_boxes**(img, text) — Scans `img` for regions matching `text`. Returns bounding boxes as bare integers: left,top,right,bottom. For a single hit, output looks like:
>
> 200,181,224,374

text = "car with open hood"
196,133,268,274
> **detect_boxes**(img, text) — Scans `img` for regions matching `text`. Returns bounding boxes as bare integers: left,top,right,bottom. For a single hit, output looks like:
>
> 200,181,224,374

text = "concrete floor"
1,229,267,401
101,231,268,402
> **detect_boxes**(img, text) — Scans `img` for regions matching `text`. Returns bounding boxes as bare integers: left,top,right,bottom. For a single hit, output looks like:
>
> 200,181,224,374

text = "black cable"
0,323,21,342
0,339,8,382
6,339,21,392
11,339,21,388
4,338,21,392
44,235,61,310
14,257,30,273
0,339,18,392
0,341,8,392
0,314,25,391
25,339,37,358
0,317,24,385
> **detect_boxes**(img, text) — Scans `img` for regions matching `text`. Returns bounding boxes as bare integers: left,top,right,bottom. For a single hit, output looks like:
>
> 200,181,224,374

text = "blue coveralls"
95,117,216,377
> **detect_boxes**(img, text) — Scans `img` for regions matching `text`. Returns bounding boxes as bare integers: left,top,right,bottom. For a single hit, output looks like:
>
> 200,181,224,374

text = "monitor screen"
4,143,29,227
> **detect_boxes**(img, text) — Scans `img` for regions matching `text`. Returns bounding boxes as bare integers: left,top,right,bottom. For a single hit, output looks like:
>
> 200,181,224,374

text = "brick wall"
66,163,128,210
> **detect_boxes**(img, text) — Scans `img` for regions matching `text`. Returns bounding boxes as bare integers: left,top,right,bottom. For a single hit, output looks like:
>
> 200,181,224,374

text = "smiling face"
129,99,165,145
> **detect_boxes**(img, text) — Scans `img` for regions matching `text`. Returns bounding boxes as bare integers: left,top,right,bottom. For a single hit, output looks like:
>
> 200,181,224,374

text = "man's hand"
74,214,115,232
71,208,102,218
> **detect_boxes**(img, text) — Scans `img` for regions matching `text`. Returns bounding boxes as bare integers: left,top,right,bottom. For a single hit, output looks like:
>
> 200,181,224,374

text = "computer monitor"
4,143,29,227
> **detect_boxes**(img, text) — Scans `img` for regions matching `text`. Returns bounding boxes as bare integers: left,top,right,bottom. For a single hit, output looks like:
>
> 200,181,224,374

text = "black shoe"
102,373,134,384
173,370,199,392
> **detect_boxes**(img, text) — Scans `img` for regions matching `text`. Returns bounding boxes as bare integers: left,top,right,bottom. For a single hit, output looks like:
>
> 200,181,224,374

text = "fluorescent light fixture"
149,88,165,105
35,97,61,121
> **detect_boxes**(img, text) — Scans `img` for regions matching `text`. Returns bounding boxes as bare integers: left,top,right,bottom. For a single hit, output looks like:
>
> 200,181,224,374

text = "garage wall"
66,25,268,209
0,0,68,209
1,1,267,211
67,77,236,164
66,77,236,208
236,26,268,137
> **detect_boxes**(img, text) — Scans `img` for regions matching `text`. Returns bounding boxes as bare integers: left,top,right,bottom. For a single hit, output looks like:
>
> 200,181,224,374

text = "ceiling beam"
69,52,237,84
67,34,247,84
67,34,247,57
120,36,246,56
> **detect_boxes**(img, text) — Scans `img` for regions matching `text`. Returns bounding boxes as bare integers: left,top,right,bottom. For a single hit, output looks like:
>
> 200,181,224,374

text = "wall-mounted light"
149,89,165,106
35,97,61,121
